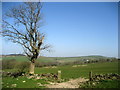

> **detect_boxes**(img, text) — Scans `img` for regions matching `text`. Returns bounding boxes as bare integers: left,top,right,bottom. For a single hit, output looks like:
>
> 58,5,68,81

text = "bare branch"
2,20,26,37
2,2,50,62
40,44,51,50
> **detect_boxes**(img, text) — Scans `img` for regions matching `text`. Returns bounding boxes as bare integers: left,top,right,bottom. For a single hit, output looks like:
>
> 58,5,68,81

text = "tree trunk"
29,61,35,74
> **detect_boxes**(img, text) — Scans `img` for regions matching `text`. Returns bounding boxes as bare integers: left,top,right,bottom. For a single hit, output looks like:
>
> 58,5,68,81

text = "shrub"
35,61,43,67
15,61,30,73
35,61,60,67
2,59,17,69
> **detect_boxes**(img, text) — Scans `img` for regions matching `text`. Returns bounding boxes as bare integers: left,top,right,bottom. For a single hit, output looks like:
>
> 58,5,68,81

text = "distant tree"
1,2,50,74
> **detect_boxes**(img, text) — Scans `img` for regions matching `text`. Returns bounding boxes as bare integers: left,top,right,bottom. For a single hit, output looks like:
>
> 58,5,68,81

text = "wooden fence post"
89,71,92,81
58,70,61,81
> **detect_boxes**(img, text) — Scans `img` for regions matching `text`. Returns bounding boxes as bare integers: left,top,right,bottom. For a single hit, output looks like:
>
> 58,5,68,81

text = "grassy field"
2,56,119,88
2,76,49,88
2,61,119,88
35,61,119,79
3,61,118,79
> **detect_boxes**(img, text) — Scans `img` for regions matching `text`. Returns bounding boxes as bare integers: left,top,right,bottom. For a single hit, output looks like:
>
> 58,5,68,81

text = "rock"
22,73,25,76
11,84,17,87
36,76,41,79
27,76,34,79
112,76,117,80
92,82,96,86
51,66,57,68
49,82,56,85
34,74,38,77
10,72,25,78
22,81,26,83
37,83,43,87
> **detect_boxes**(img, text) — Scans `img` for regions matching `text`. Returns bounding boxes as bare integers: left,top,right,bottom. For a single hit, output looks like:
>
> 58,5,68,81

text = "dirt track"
46,77,89,88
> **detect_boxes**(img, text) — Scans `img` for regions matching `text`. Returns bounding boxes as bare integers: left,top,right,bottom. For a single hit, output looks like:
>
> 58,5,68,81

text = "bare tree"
1,2,50,74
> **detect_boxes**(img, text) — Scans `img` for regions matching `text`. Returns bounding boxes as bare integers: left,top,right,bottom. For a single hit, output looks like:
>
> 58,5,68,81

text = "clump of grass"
2,76,48,88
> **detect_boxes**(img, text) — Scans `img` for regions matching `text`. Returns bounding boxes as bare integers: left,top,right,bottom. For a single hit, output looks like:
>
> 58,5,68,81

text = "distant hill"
1,54,117,63
1,54,25,57
80,55,108,59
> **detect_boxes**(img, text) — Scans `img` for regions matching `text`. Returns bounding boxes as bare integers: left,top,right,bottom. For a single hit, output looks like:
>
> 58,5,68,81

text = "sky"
1,2,118,57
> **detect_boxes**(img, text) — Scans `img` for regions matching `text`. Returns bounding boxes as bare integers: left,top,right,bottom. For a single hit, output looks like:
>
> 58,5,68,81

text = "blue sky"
1,2,118,57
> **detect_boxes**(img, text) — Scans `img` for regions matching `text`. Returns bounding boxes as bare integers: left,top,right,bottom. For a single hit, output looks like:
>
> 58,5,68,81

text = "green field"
2,61,119,88
2,56,119,88
34,61,119,79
